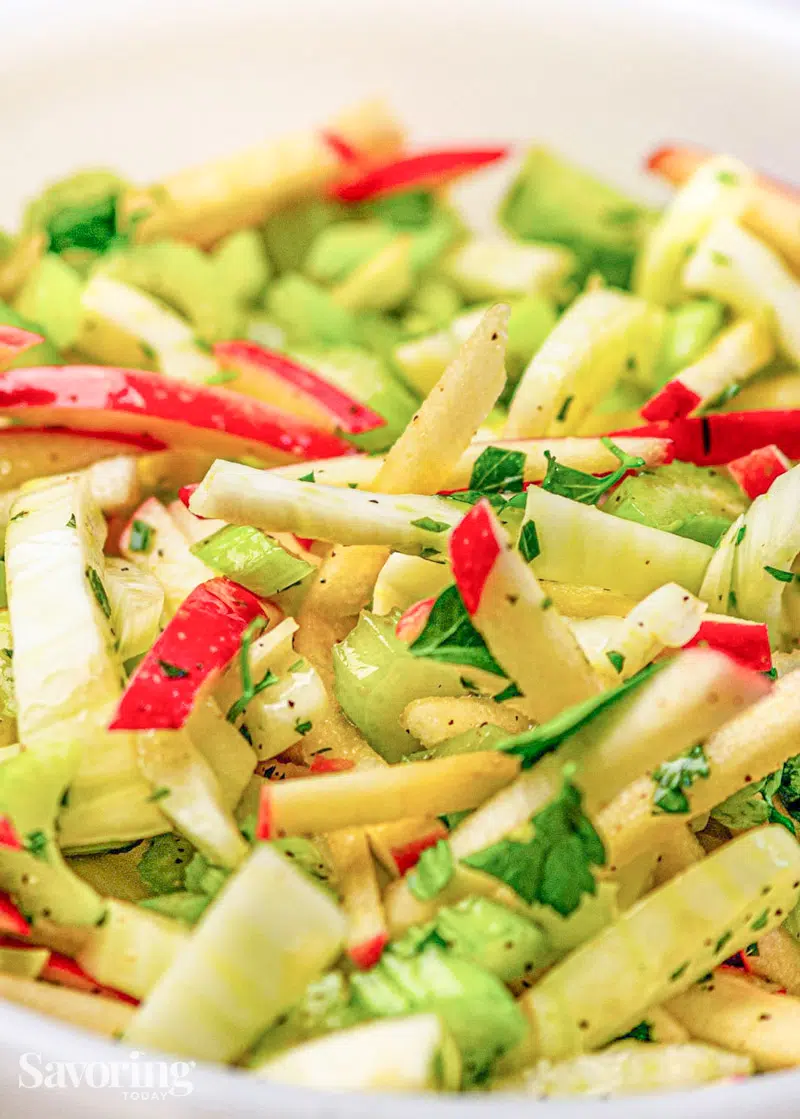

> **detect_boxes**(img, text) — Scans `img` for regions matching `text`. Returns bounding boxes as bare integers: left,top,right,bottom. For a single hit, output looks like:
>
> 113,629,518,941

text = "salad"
2,97,800,1101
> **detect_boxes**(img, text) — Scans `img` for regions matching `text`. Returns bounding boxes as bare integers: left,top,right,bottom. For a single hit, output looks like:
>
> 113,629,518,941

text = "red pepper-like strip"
331,147,510,202
727,444,791,500
0,325,43,371
395,597,436,644
213,341,385,436
41,952,139,1005
109,577,265,731
640,380,703,423
0,894,31,937
612,412,800,467
0,365,354,463
684,618,772,673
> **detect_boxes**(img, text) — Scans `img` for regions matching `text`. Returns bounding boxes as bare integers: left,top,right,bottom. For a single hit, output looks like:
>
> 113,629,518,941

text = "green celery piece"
191,525,312,597
291,346,418,453
14,254,84,350
0,744,105,925
333,612,480,763
23,169,126,254
652,299,726,388
305,221,395,284
245,972,364,1066
605,460,749,547
139,892,211,925
265,274,360,347
137,833,196,895
212,229,272,306
350,944,527,1086
422,896,549,983
499,148,655,289
262,199,345,274
0,299,61,366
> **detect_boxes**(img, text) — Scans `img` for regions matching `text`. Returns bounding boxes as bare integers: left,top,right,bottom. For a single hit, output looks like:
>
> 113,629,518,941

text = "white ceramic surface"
2,0,800,1114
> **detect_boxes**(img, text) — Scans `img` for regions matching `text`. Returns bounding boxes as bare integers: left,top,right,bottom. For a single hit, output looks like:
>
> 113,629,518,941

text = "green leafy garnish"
23,830,48,859
652,744,710,814
158,660,189,680
618,1020,653,1043
518,520,540,563
85,566,111,619
298,471,316,483
66,514,77,529
407,839,455,901
606,650,625,674
498,661,664,768
409,584,505,677
294,719,313,736
8,511,28,523
764,565,796,583
147,786,171,802
555,395,574,423
129,519,154,554
541,437,645,505
226,616,278,723
468,446,526,494
46,194,119,254
410,517,450,534
736,524,747,546
463,776,605,916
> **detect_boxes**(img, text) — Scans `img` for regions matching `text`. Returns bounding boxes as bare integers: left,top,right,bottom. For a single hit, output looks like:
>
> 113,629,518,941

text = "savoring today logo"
18,1050,195,1099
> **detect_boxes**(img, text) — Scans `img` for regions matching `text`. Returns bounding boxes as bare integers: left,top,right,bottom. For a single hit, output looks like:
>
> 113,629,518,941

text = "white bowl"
2,0,800,1114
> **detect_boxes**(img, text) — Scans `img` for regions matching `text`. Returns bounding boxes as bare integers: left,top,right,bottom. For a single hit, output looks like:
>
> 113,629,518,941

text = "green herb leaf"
764,565,795,583
8,511,28,523
518,520,540,564
226,615,277,723
606,650,625,674
652,744,710,814
463,777,605,916
66,514,77,529
459,676,479,693
294,719,313,736
410,584,506,677
47,194,119,254
468,446,526,494
493,682,522,703
147,786,171,802
618,1021,653,1043
736,524,747,546
298,471,316,484
23,830,48,859
541,437,645,506
498,662,665,768
410,517,451,534
444,490,508,511
555,395,574,423
205,368,239,386
711,250,731,267
85,566,112,619
129,519,154,554
407,839,455,901
158,660,189,679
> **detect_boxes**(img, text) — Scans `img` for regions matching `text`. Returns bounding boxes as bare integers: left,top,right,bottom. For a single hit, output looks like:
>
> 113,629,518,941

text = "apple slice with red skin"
646,144,800,202
390,828,448,876
308,756,355,774
0,817,23,851
0,325,43,371
612,412,800,467
0,895,31,938
395,597,436,644
110,577,265,732
0,365,354,464
683,616,772,673
0,427,165,492
213,341,385,436
41,951,139,1005
325,828,389,971
727,444,791,500
641,379,703,423
331,147,509,201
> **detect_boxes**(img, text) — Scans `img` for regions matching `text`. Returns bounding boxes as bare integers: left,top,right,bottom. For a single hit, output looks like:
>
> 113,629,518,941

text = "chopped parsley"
736,524,747,546
751,909,769,931
23,830,48,859
518,520,540,564
710,250,731,267
716,170,740,186
66,514,77,529
140,341,156,361
8,510,28,523
606,650,625,674
540,596,553,610
555,395,574,423
407,839,455,901
129,519,154,554
419,546,443,560
410,517,450,533
459,676,479,693
147,786,171,802
764,565,796,583
541,438,645,505
85,566,112,619
618,1021,653,1043
158,660,189,679
463,776,605,916
409,584,505,677
298,471,316,483
468,446,526,494
226,616,278,723
294,719,313,736
652,743,710,814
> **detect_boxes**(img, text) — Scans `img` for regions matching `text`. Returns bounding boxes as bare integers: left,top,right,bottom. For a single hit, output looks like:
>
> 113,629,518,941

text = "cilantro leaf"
407,839,455,901
158,660,188,680
23,830,48,859
463,777,605,916
226,615,278,723
652,744,710,814
298,471,316,483
764,565,796,584
518,520,540,564
85,566,112,619
409,585,506,676
410,517,450,533
444,491,508,511
606,650,625,674
498,661,665,768
618,1021,653,1043
468,446,526,494
129,519,154,554
541,437,645,506
294,718,313,736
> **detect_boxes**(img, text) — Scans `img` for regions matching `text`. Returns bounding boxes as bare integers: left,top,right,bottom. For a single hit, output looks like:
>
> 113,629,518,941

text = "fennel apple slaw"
0,99,800,1100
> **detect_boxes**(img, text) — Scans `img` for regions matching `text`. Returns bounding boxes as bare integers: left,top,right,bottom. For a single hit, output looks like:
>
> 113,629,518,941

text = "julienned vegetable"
2,104,800,1104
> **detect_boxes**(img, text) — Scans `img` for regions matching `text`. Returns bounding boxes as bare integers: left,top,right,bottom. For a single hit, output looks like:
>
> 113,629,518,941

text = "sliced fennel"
519,826,800,1060
75,899,186,999
440,235,574,302
185,695,256,809
634,155,753,305
522,485,713,598
125,844,346,1062
120,498,213,619
104,558,164,661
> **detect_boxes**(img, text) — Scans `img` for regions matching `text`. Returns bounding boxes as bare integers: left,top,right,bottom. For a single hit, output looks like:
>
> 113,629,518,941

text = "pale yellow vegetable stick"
0,973,135,1037
450,649,768,860
652,828,705,887
0,233,46,301
666,970,800,1070
747,928,800,996
261,752,520,838
600,671,800,871
325,828,388,969
119,99,405,247
400,695,533,747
